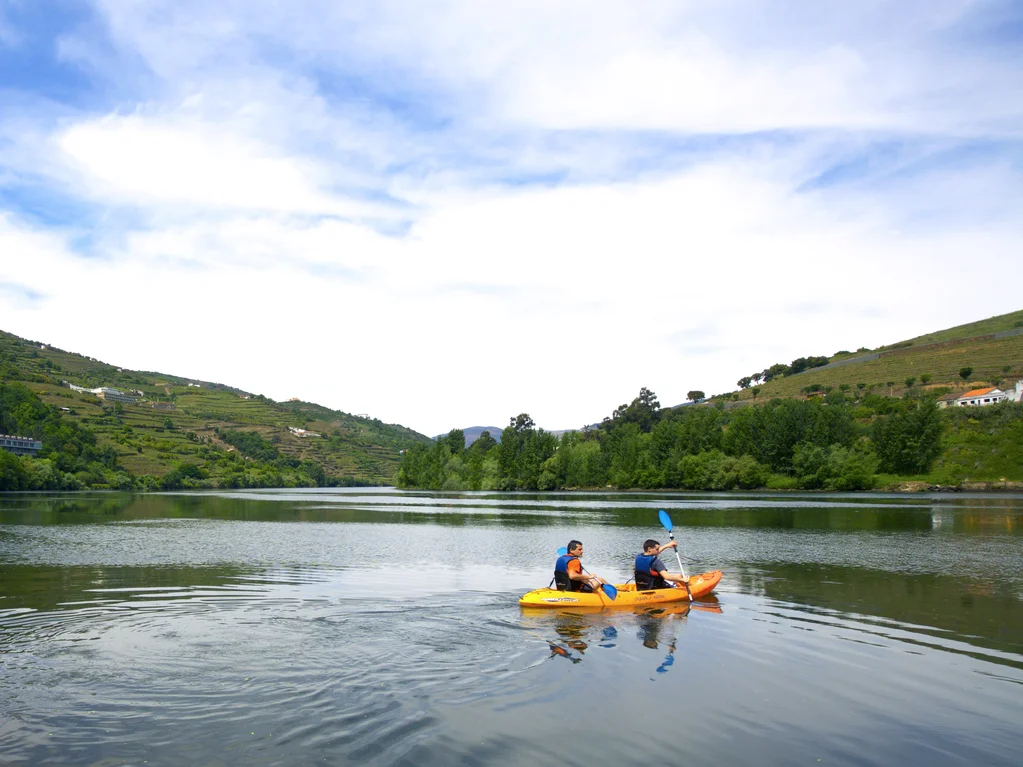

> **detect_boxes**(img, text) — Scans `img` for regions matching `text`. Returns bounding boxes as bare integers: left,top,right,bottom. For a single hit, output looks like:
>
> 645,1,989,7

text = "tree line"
397,386,964,492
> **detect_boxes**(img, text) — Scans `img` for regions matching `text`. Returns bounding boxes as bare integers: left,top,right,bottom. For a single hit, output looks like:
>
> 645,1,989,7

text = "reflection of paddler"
637,609,671,649
548,642,581,664
551,611,594,652
637,605,683,674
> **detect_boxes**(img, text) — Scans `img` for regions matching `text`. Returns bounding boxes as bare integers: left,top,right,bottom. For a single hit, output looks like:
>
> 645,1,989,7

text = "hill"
399,308,1023,493
713,309,1023,404
0,329,431,488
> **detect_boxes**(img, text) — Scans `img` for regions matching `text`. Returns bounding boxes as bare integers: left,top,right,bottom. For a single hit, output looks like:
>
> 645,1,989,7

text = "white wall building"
954,387,1007,407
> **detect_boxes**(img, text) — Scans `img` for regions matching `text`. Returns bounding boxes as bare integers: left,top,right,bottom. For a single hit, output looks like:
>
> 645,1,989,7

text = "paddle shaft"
667,532,693,602
580,563,612,604
555,548,616,601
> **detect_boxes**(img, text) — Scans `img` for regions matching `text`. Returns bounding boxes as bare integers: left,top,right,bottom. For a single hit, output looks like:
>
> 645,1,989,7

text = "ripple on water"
2,491,1022,766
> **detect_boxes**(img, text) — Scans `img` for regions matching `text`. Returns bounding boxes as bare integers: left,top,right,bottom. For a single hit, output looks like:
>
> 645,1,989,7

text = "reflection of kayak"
519,570,722,609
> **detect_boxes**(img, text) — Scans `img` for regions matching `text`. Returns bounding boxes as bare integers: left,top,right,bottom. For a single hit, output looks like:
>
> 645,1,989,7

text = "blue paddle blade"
556,547,568,556
602,583,618,601
658,509,673,532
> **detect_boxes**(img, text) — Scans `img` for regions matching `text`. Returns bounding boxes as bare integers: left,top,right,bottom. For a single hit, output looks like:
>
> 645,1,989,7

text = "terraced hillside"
0,330,431,485
719,309,1023,403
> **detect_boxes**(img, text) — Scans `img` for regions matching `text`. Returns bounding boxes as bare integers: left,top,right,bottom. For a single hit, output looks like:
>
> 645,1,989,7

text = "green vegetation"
0,330,431,490
715,309,1023,404
6,307,1021,493
400,385,1022,492
901,308,1023,345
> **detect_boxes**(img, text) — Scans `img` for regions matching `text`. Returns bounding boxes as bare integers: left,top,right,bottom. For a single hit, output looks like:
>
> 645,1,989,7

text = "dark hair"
643,539,660,551
567,540,582,553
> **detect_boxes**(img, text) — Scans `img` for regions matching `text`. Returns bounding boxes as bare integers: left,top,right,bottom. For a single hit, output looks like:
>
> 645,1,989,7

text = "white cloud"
1,0,1021,435
57,113,392,218
84,0,1023,137
4,147,1022,434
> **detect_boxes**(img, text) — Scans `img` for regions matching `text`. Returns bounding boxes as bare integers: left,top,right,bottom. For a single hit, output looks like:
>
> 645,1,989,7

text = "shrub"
793,442,878,490
872,399,942,474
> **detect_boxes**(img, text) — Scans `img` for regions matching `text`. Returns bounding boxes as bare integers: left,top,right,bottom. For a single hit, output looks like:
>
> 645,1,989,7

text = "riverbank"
884,480,1023,492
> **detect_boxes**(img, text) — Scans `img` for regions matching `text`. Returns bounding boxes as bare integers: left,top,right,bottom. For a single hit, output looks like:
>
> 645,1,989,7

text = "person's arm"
656,540,677,555
568,561,606,587
652,555,688,585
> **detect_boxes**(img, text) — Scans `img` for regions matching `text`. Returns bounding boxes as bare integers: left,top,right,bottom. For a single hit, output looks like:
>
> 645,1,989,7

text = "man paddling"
554,540,609,593
635,539,690,591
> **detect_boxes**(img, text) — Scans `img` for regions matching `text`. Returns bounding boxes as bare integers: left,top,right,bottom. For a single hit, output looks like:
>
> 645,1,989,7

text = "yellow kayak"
519,570,723,609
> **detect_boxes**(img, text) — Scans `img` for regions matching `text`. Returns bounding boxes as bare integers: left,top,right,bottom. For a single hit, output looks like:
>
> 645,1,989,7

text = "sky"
1,0,1022,437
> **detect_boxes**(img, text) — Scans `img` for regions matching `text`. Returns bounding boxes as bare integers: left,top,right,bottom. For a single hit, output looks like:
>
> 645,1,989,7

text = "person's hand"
665,540,678,550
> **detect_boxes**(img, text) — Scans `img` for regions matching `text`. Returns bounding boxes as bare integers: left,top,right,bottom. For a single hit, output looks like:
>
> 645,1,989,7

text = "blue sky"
1,0,1022,435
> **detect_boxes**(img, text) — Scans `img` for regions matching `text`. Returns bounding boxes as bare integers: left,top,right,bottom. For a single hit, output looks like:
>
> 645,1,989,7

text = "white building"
954,387,1007,407
93,387,137,404
0,435,43,456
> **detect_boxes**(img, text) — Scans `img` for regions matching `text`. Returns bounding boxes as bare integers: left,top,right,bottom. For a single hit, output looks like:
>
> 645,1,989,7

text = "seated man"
554,540,609,593
635,539,689,591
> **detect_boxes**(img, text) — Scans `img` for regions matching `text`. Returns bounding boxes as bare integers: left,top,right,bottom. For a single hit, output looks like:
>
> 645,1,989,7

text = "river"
1,489,1021,766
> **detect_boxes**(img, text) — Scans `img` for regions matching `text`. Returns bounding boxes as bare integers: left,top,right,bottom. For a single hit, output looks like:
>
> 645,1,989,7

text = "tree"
737,376,753,389
686,390,705,403
0,449,28,490
793,442,877,490
1002,365,1012,374
905,377,916,388
872,399,943,474
723,398,855,472
751,386,762,399
472,430,497,452
920,374,931,384
605,387,662,433
445,429,465,455
509,413,535,432
959,367,973,382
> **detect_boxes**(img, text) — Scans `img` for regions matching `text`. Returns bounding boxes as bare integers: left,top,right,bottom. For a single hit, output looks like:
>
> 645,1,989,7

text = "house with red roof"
954,387,1007,407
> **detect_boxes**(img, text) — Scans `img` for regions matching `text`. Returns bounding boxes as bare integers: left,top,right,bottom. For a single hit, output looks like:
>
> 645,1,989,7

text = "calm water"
1,490,1021,766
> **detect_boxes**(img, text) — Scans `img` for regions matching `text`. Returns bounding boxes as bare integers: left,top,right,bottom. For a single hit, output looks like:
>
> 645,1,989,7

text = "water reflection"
2,489,1022,766
522,598,725,676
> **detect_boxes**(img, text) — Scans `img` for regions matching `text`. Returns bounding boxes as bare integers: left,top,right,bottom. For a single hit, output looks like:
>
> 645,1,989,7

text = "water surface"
2,490,1021,766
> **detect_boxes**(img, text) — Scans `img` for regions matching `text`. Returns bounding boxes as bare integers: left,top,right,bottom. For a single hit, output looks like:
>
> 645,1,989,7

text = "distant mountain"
434,426,504,446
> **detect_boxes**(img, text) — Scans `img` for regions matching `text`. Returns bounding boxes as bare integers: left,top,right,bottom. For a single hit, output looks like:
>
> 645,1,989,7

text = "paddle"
658,509,693,602
555,547,617,600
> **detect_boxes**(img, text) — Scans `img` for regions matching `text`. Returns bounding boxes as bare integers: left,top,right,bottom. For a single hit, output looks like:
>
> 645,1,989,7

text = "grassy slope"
724,309,1023,403
900,308,1023,346
694,309,1023,486
1,330,431,483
